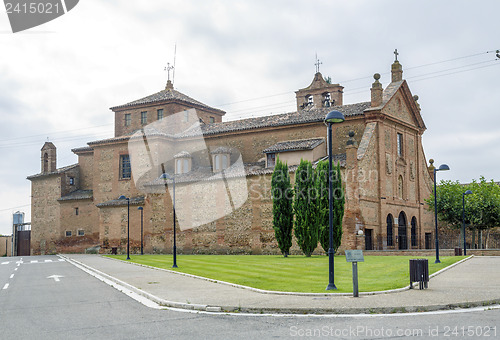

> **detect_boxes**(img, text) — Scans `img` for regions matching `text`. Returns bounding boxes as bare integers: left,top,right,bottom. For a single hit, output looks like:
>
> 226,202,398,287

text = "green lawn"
106,254,465,293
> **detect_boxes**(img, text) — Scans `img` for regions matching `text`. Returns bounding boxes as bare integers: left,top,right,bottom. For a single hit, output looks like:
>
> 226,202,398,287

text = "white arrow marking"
47,275,64,282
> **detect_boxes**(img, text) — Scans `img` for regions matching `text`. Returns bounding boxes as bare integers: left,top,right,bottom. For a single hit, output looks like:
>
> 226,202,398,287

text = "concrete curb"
62,254,500,315
100,254,475,296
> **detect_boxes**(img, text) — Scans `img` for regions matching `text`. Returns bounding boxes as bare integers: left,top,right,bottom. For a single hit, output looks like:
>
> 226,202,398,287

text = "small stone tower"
41,142,56,173
295,72,344,110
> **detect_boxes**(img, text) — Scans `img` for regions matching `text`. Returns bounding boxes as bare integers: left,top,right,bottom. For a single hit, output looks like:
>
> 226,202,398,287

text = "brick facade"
28,60,435,255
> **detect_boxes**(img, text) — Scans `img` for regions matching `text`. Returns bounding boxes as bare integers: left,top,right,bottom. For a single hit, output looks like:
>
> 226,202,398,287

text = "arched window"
387,214,394,247
398,211,408,250
43,153,48,173
214,155,220,171
221,154,228,170
176,159,182,174
411,217,417,247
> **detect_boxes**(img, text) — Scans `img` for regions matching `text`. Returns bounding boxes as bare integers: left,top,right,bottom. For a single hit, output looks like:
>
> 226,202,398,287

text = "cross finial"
315,54,322,73
394,49,399,62
164,62,175,81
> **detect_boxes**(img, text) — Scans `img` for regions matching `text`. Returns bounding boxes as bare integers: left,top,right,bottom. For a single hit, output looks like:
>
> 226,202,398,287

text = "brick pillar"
342,131,365,251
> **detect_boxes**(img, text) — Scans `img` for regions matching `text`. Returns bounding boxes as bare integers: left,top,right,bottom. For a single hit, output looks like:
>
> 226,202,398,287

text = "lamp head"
324,110,345,124
159,173,172,180
464,190,473,195
438,164,450,171
138,207,143,211
118,195,127,200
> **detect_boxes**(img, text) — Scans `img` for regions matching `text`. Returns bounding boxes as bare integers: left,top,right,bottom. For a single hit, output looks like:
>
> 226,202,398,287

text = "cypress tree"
271,157,293,257
293,159,318,256
318,161,345,254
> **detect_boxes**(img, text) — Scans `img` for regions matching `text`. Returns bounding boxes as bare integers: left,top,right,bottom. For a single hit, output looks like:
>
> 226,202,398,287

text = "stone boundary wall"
362,249,500,256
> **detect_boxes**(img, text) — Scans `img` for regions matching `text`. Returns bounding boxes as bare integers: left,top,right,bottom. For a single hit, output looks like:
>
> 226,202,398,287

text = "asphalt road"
0,255,498,339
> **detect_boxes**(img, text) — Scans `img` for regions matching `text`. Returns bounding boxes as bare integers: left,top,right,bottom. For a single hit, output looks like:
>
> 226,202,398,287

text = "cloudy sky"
0,1,499,235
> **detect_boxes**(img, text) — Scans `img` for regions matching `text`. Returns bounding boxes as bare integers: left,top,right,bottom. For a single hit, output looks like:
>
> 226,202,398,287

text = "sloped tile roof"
96,196,144,208
85,102,369,147
27,164,78,180
262,138,324,153
110,88,225,114
197,102,370,137
58,190,93,201
71,146,94,153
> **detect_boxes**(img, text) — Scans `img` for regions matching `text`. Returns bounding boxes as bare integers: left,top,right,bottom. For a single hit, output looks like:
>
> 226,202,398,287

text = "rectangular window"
120,155,131,179
397,133,403,157
209,116,215,123
141,111,147,125
69,177,74,185
267,153,276,168
183,110,189,122
65,231,72,237
78,230,85,236
125,113,131,127
157,109,164,120
75,207,79,216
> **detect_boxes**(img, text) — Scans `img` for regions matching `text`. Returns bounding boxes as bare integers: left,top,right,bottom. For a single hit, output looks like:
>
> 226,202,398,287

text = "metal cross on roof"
315,54,322,73
394,49,399,62
165,62,175,81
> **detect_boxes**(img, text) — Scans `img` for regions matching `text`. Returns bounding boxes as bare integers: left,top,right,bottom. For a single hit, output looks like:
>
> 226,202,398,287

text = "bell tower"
295,72,344,110
41,142,56,173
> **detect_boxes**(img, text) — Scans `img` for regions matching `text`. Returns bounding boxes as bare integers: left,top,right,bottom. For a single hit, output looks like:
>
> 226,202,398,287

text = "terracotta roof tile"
262,138,324,153
110,88,225,114
27,164,78,180
58,190,93,201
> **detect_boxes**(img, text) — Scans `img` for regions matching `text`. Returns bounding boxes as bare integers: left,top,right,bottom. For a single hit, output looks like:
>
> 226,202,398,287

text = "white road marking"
9,274,14,279
1,262,8,265
44,260,53,263
47,275,64,282
2,283,8,290
30,260,38,263
14,268,18,271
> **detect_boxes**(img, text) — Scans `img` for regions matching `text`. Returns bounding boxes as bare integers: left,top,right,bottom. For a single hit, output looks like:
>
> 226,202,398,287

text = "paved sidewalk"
63,254,500,314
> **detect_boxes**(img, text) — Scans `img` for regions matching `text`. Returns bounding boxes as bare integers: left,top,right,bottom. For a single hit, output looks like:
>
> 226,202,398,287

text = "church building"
28,56,435,255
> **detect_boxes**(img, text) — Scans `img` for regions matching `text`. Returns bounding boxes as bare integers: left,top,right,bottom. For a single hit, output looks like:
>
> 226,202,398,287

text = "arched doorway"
386,214,394,247
398,211,408,250
411,217,417,248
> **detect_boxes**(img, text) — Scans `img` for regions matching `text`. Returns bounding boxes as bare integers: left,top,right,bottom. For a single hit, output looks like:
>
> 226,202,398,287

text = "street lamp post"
324,110,345,291
433,164,450,264
119,195,130,260
138,207,144,255
161,173,178,268
462,190,473,256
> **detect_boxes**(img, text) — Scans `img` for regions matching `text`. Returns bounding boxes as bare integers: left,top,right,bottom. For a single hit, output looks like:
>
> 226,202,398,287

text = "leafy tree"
316,161,344,254
425,176,500,230
293,159,318,256
271,157,294,257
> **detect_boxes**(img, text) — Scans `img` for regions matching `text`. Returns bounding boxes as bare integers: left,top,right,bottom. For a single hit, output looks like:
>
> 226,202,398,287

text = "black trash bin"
111,247,117,255
454,247,462,256
409,259,429,289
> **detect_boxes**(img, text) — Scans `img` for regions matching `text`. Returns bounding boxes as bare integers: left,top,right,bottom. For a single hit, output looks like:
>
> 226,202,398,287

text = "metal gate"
16,230,31,256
